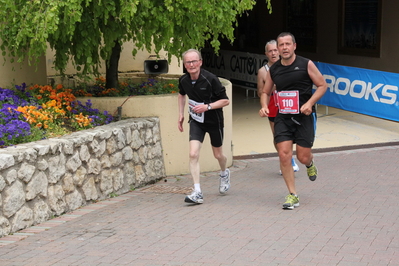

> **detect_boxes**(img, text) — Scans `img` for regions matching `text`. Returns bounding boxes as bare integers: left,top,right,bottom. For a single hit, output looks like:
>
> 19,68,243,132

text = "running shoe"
307,162,318,181
282,194,300,210
219,168,230,194
292,158,299,172
184,190,203,204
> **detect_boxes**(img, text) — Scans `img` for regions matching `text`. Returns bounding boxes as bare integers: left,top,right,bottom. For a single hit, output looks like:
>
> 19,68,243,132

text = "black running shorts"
274,113,316,148
189,120,224,148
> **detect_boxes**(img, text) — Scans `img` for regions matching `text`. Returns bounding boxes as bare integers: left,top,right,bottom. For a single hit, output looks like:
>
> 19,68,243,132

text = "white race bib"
188,99,205,123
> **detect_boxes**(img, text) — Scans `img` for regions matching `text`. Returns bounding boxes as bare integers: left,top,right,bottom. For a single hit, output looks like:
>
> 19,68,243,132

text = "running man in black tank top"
258,32,327,210
257,39,299,174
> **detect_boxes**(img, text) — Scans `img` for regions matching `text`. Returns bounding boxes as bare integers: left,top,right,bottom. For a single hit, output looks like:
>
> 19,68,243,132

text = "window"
338,0,382,57
286,0,317,52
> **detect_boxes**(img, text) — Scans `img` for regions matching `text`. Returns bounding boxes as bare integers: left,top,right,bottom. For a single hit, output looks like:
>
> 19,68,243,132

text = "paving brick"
0,145,399,265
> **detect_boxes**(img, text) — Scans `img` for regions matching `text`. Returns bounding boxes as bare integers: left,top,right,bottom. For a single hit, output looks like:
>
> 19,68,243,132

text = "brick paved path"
0,145,399,265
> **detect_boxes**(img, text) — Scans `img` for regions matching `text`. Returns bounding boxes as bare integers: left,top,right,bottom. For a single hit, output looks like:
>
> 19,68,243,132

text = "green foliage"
73,77,179,97
109,192,118,198
0,0,272,74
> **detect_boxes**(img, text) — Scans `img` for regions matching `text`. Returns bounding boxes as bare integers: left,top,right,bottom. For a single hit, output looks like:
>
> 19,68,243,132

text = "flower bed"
0,83,114,147
72,76,179,97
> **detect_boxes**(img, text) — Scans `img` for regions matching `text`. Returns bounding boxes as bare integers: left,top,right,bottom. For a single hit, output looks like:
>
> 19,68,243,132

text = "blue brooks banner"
314,62,399,122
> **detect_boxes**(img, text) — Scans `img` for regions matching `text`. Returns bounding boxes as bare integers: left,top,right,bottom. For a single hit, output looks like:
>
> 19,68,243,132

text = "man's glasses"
184,60,200,65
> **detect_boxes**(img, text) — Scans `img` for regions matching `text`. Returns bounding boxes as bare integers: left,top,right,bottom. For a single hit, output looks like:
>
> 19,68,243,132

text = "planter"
78,78,233,176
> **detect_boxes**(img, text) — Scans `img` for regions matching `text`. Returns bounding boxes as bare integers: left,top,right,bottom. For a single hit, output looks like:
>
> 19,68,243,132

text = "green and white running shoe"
307,161,318,181
282,194,299,210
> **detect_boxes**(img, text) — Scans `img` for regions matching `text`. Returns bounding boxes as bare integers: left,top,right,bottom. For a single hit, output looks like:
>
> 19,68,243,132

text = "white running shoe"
292,158,299,172
184,190,203,204
219,169,230,194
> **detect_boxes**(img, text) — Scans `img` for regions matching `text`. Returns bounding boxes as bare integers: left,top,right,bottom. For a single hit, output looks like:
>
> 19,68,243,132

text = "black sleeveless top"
269,55,314,113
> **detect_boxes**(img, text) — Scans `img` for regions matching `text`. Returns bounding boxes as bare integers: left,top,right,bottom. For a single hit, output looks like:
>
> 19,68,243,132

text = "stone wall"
0,118,166,237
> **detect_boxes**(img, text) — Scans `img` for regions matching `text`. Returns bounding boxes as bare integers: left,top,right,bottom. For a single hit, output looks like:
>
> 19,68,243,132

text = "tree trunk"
105,40,121,89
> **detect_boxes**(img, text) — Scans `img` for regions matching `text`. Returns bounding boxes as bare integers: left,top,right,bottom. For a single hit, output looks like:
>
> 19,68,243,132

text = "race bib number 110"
276,90,300,114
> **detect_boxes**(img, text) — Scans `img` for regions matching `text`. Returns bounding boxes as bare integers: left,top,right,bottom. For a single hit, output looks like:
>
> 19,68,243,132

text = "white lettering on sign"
324,74,398,105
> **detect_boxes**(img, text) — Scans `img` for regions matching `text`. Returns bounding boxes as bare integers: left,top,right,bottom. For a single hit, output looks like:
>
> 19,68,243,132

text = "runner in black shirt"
178,49,230,204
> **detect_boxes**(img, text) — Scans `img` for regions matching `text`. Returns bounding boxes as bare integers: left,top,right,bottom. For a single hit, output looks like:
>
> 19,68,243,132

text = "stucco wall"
46,42,183,77
0,56,47,88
